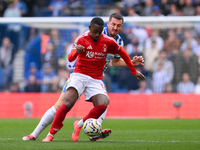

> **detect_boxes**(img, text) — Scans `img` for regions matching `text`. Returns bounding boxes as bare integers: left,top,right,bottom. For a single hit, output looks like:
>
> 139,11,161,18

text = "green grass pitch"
0,119,200,150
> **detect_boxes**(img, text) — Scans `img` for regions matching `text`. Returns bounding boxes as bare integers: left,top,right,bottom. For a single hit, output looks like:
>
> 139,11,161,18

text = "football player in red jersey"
42,17,145,142
23,13,144,142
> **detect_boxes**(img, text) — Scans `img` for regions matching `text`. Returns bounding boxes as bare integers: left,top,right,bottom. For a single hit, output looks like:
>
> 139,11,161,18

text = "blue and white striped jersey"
66,27,124,73
103,27,123,73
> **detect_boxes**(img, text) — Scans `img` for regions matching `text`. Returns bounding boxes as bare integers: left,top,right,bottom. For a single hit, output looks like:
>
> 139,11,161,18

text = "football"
83,118,101,136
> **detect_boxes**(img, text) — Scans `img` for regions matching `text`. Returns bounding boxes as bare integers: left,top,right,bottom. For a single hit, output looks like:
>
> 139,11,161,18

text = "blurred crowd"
0,0,200,94
1,0,200,17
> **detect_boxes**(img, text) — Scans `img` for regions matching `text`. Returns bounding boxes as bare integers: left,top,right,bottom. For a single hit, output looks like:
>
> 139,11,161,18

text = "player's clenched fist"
76,45,85,53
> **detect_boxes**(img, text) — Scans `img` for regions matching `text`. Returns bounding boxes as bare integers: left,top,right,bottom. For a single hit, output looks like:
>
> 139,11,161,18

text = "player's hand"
133,70,146,81
132,56,144,66
76,45,85,53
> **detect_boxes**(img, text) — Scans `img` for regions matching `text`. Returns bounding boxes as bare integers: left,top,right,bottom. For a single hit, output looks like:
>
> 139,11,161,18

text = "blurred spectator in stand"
48,0,67,16
177,73,195,93
127,6,139,16
0,0,8,17
171,48,199,86
141,0,154,16
158,0,170,16
196,5,200,16
3,0,21,51
144,40,159,75
180,30,198,54
22,0,35,16
130,80,152,94
10,82,20,92
57,67,69,89
122,0,139,8
123,40,146,91
48,29,66,59
183,0,195,16
164,83,174,93
145,29,164,51
34,0,51,17
194,76,200,94
24,31,50,78
3,0,28,51
3,0,20,17
152,63,170,93
164,29,181,57
82,0,97,16
176,0,185,11
60,31,79,70
40,63,56,92
47,76,60,92
0,37,15,90
168,3,179,16
175,27,185,42
193,36,200,60
194,0,200,7
25,62,41,84
13,0,28,16
153,50,174,83
126,36,143,55
24,74,41,92
41,42,58,72
61,0,83,16
151,5,164,16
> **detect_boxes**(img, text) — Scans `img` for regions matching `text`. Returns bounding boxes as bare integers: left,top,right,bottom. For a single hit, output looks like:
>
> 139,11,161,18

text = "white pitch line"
0,138,199,143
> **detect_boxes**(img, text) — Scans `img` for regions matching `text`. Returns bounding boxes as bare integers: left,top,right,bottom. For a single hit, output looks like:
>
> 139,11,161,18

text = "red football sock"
83,105,107,122
50,104,71,135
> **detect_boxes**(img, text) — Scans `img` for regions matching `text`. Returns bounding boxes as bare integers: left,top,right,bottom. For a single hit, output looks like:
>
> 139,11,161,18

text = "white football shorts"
62,73,107,100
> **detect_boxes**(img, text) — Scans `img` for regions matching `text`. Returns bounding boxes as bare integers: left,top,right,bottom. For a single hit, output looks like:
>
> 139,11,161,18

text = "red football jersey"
71,32,136,80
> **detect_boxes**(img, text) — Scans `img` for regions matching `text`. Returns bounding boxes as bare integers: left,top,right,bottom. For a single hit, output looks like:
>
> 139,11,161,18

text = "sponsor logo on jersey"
86,51,106,59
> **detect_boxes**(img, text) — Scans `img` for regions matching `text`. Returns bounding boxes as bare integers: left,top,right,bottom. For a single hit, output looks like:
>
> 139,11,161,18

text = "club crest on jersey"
103,44,107,52
87,45,93,49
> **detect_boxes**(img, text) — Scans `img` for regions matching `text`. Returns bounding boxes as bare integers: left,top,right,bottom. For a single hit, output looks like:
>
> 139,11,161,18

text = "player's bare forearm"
112,56,144,67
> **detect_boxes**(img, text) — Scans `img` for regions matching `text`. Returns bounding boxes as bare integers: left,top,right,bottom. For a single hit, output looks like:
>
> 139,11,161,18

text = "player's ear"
107,21,109,26
89,25,91,31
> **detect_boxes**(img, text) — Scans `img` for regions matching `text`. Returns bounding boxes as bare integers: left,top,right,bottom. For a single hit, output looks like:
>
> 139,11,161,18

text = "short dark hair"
109,13,124,24
90,17,104,26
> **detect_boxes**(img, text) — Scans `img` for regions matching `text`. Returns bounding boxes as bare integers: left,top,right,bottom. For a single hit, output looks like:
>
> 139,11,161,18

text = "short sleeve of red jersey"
72,34,84,49
107,38,121,54
68,34,84,62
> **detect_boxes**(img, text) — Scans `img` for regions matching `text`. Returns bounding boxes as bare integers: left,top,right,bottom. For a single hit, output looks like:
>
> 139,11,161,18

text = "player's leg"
22,80,70,141
42,87,78,142
42,73,85,142
72,104,108,141
89,97,111,141
22,93,65,140
72,82,110,142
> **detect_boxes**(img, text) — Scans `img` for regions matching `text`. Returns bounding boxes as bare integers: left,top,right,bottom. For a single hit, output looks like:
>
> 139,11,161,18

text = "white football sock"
97,107,107,125
77,106,108,127
77,119,84,127
31,106,56,138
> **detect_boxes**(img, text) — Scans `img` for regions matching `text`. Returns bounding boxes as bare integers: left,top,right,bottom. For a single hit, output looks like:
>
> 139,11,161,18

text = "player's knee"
108,97,110,104
54,94,65,110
